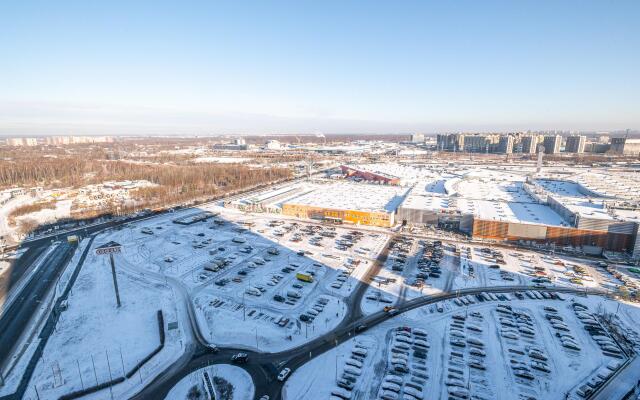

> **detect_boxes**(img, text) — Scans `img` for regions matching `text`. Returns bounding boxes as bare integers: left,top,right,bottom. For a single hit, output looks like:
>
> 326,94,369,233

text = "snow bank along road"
0,242,76,377
133,284,610,400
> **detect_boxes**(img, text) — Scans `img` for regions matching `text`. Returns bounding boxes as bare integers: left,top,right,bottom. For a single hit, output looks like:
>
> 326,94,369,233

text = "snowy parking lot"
284,292,640,400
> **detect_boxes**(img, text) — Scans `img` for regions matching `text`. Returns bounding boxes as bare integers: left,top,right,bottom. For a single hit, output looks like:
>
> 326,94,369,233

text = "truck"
66,235,79,244
296,273,314,283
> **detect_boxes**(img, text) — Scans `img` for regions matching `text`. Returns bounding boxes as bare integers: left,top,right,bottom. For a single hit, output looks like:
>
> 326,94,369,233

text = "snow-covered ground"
21,234,185,400
0,194,40,242
164,364,254,400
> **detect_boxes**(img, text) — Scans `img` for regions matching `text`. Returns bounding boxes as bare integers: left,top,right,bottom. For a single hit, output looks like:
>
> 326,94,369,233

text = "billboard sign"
96,241,122,255
96,246,121,255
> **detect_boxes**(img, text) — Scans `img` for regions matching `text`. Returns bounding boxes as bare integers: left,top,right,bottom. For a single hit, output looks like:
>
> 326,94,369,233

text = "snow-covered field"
22,233,185,400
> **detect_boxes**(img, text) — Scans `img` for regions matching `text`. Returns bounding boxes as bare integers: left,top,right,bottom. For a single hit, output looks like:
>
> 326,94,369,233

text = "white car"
277,367,291,382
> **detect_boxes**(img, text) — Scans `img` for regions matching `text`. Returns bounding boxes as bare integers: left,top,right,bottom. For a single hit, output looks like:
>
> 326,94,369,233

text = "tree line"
0,156,292,233
0,157,291,191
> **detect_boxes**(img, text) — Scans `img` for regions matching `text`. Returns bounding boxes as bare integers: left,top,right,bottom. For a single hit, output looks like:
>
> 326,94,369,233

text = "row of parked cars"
543,305,581,352
335,230,364,251
495,305,552,382
404,240,443,288
330,341,372,400
377,326,429,400
446,311,487,400
572,360,621,399
572,302,625,358
299,296,330,323
330,259,360,290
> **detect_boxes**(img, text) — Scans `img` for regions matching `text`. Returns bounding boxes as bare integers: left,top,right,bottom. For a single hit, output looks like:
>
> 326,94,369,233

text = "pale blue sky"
0,1,638,135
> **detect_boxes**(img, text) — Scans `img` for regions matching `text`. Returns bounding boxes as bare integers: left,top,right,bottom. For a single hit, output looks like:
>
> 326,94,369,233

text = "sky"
0,0,638,136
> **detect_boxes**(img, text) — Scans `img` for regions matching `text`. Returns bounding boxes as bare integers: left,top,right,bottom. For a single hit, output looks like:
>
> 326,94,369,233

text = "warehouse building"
282,182,408,227
398,171,640,256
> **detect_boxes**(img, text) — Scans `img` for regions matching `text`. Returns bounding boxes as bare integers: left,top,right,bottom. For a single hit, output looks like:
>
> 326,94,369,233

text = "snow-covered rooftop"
284,183,409,213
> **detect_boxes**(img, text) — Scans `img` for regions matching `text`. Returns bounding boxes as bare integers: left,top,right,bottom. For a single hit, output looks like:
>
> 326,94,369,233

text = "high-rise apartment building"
543,135,562,154
520,135,538,154
565,135,586,153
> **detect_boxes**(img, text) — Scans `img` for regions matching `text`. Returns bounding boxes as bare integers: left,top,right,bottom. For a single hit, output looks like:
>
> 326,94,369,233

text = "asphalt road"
0,241,76,374
0,245,48,311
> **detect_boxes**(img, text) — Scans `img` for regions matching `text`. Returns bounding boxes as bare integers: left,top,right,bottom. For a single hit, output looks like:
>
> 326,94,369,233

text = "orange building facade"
282,203,394,228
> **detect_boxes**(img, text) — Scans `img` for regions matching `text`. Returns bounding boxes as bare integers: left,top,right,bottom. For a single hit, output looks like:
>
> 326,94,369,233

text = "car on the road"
259,396,270,400
231,353,248,363
383,306,399,316
355,324,367,333
207,344,219,353
277,367,292,381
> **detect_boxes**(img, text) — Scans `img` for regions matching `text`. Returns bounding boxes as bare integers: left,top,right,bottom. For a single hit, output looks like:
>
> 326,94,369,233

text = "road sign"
96,246,121,255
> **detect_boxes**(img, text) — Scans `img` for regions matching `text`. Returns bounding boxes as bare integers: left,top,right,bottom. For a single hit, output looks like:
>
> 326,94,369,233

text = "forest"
1,153,293,231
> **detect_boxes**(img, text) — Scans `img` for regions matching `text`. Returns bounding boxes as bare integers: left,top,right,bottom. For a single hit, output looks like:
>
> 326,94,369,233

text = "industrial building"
213,138,248,151
228,162,640,258
281,182,408,227
396,167,640,257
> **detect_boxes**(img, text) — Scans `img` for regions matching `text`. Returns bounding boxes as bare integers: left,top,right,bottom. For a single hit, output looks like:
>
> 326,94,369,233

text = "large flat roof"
401,192,567,227
284,182,409,213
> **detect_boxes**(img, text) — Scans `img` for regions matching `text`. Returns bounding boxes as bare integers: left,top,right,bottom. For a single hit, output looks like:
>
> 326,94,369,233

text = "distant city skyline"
1,1,639,135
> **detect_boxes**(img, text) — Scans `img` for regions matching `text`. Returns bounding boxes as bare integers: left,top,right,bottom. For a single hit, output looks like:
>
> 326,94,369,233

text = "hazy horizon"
1,1,639,135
